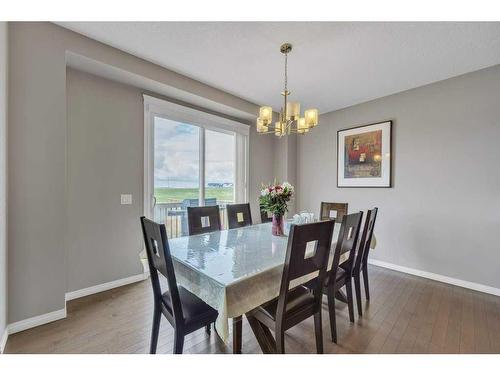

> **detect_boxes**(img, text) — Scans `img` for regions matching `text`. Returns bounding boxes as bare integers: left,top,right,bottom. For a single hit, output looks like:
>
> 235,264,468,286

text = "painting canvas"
344,130,382,178
337,121,392,187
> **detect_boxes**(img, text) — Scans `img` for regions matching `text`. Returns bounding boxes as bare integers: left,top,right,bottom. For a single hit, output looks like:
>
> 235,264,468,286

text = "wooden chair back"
227,203,253,229
354,208,378,273
260,206,272,223
276,220,336,319
320,202,348,223
140,217,183,323
329,212,363,281
187,205,221,235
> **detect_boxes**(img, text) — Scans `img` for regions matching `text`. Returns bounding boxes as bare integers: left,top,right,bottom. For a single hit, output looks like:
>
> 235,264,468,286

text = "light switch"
121,194,133,205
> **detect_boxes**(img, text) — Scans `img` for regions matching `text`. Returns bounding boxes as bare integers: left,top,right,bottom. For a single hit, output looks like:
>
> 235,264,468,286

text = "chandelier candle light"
256,43,319,137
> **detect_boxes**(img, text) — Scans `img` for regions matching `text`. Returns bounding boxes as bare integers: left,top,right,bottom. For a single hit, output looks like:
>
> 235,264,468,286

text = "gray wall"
66,69,144,292
0,22,8,345
8,22,273,323
273,135,298,215
297,64,500,290
250,125,275,221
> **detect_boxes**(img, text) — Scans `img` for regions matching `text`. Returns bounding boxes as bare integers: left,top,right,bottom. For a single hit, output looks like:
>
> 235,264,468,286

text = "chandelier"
256,43,319,137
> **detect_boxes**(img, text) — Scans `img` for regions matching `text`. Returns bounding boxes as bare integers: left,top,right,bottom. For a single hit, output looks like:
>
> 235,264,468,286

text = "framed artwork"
337,120,392,187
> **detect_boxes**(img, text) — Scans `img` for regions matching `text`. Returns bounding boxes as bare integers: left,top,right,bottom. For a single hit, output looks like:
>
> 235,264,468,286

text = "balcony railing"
154,201,230,239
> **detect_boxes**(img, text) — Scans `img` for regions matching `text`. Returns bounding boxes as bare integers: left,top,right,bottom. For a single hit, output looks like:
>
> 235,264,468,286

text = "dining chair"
246,220,336,354
320,202,348,223
353,208,378,314
227,203,253,229
260,205,272,223
140,217,218,354
187,205,221,235
323,211,363,343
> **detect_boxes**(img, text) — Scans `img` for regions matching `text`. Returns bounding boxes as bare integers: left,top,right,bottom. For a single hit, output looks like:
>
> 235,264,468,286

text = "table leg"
245,314,276,354
232,316,242,354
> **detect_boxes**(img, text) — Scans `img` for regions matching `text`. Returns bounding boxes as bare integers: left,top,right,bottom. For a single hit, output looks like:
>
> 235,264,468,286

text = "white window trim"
143,94,249,219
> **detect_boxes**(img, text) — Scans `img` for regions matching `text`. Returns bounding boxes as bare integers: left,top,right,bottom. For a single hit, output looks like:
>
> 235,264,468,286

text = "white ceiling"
57,22,500,114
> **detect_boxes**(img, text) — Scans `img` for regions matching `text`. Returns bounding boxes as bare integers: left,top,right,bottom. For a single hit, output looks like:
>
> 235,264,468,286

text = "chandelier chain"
284,52,288,92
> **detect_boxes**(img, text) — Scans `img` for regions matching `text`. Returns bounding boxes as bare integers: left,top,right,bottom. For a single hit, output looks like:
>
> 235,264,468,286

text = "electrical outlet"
121,194,133,205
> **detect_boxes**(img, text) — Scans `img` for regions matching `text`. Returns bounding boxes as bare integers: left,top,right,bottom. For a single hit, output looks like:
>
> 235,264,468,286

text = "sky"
154,117,235,188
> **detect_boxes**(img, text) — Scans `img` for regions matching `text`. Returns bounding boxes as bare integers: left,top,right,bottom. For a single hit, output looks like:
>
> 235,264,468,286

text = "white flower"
282,181,294,191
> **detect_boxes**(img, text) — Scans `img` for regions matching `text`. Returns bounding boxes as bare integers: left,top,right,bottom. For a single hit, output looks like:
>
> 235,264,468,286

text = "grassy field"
154,187,234,204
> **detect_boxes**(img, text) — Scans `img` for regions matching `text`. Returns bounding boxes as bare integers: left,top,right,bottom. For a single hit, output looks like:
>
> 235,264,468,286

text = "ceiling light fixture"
257,43,319,137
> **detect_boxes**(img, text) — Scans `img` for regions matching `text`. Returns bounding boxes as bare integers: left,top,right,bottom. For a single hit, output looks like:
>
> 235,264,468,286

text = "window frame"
143,94,249,219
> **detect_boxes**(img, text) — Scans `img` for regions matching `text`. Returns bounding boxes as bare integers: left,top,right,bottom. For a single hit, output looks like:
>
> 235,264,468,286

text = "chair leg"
276,328,285,354
149,306,161,354
327,287,337,343
354,275,363,317
205,323,211,334
313,310,323,354
346,280,355,323
362,266,370,300
173,329,185,354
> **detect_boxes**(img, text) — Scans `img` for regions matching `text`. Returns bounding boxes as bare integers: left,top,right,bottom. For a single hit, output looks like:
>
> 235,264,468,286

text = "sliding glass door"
153,117,200,237
145,95,248,239
205,129,235,227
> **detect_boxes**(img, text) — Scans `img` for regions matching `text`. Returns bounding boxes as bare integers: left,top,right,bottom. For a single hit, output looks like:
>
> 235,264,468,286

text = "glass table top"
168,222,341,287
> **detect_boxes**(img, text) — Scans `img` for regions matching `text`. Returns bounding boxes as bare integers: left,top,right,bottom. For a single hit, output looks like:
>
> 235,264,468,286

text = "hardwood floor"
5,265,500,354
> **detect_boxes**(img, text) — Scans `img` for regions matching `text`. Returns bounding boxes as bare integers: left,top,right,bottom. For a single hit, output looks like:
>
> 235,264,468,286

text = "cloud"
154,118,235,187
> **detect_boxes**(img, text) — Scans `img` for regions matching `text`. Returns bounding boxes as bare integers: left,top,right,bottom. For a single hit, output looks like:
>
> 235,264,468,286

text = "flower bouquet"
259,181,294,236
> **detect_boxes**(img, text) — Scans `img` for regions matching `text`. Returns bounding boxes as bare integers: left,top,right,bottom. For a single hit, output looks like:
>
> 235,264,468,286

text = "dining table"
168,220,376,353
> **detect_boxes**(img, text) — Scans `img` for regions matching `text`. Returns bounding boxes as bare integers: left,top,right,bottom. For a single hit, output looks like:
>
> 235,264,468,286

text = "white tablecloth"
169,222,375,342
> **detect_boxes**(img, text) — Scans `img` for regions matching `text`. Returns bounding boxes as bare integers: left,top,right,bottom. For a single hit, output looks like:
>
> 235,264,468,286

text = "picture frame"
337,120,392,188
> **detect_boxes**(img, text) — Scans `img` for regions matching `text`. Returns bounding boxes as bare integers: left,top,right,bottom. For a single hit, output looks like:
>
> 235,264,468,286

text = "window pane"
154,117,199,238
205,129,235,229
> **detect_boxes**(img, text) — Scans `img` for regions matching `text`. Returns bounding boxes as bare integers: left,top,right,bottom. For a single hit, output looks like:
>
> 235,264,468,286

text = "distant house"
207,182,234,188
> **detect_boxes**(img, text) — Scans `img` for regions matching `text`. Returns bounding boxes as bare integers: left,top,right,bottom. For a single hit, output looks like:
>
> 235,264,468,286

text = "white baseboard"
65,273,149,301
368,258,500,297
0,328,8,354
140,258,150,276
7,307,67,336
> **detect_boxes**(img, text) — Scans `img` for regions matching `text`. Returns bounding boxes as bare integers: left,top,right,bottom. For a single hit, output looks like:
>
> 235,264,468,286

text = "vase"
272,213,285,236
